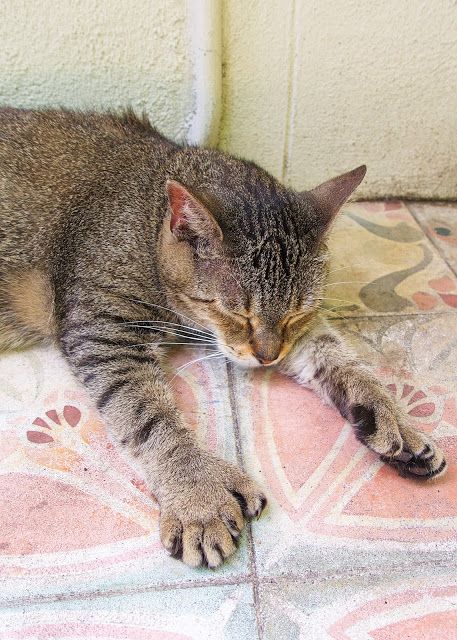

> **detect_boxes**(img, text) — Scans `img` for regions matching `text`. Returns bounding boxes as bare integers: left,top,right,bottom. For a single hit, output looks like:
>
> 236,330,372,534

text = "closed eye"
186,296,216,303
285,311,309,326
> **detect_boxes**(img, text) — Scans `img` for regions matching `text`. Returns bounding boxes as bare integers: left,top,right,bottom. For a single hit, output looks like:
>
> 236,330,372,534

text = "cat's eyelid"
185,295,216,303
284,311,308,325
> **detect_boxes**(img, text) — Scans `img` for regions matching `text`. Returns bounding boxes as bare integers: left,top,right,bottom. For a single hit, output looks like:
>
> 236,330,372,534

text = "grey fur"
0,108,446,568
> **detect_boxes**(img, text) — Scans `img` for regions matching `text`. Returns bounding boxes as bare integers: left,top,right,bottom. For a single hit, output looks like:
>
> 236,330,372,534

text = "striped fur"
0,108,446,568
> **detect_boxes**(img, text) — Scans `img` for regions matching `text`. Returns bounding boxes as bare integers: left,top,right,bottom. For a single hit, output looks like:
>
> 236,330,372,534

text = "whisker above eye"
316,296,354,305
325,281,369,286
326,265,363,276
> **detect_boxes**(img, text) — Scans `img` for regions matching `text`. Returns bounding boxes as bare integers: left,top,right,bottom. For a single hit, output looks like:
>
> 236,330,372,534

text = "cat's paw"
381,424,447,480
351,403,447,480
159,454,266,568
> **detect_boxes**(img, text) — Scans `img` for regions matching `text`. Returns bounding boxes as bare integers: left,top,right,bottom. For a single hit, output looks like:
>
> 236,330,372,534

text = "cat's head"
159,157,365,368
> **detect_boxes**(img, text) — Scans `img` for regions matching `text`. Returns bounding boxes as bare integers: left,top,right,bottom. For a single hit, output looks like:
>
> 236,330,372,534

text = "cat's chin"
224,353,266,369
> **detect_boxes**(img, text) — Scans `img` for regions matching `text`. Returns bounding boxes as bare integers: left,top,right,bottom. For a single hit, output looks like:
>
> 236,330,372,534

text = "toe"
229,476,267,519
407,448,447,479
203,520,236,568
231,489,267,519
160,514,183,559
384,444,447,480
182,523,204,568
399,425,435,458
221,492,245,532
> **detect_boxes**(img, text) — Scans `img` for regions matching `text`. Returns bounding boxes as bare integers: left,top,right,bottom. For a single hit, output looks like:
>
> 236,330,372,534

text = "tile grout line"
405,201,457,279
226,361,264,640
326,309,457,321
256,555,457,586
0,574,254,610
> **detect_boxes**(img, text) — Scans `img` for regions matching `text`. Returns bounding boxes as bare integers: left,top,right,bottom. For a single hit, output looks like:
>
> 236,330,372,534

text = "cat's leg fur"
280,318,446,479
59,298,266,568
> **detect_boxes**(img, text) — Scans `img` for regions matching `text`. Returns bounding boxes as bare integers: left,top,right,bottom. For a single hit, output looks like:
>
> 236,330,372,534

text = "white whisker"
317,296,354,305
170,352,225,384
325,281,369,286
125,324,216,343
127,341,218,348
122,319,213,338
127,297,212,334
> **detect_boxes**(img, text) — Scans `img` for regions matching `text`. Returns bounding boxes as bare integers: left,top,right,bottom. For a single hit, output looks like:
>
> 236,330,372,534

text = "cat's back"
0,107,176,262
0,107,172,195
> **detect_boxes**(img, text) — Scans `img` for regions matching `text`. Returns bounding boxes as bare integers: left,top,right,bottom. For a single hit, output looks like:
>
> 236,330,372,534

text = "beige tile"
325,201,457,315
409,202,457,273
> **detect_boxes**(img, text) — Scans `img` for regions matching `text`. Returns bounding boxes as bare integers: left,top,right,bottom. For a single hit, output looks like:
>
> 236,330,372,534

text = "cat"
0,107,446,568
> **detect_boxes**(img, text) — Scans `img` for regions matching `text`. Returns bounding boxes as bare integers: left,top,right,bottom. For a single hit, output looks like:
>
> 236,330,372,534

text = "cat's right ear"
306,165,367,232
166,180,223,253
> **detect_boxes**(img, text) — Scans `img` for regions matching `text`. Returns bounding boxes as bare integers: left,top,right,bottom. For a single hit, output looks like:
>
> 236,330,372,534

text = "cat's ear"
166,180,223,252
307,165,366,230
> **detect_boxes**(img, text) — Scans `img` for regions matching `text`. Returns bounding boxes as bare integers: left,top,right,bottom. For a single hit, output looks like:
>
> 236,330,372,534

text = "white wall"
220,0,457,198
1,1,456,198
0,0,193,141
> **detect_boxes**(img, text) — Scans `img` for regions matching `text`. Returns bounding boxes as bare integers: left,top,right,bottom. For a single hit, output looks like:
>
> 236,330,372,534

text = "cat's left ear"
306,165,366,231
166,180,223,253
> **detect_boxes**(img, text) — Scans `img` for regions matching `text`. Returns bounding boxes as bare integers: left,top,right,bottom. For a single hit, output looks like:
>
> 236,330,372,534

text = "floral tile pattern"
327,202,457,315
408,202,457,274
1,201,457,638
0,347,249,603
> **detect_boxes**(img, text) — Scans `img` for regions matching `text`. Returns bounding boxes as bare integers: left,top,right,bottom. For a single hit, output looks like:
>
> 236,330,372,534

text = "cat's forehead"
231,245,311,312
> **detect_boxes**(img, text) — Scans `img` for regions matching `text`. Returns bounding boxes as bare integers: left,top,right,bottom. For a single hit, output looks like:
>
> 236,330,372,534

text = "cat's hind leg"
0,267,55,351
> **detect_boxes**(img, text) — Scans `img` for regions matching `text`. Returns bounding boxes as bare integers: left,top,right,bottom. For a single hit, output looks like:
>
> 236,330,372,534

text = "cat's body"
0,108,446,568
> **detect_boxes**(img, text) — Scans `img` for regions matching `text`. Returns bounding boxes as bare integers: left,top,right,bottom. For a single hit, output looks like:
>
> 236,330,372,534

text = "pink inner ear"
167,181,189,233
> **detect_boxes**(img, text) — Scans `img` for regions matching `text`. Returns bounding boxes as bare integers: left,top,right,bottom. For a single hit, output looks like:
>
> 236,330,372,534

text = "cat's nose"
252,344,281,366
251,330,283,366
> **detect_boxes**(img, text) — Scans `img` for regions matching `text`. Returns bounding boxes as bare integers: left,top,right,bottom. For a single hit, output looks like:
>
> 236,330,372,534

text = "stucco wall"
220,0,457,198
0,0,193,141
0,1,456,198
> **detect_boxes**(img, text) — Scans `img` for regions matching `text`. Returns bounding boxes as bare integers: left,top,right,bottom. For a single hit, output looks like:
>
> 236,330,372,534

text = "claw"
256,495,267,519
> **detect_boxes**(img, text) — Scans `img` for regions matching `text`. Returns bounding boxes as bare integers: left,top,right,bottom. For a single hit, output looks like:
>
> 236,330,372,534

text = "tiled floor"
1,201,457,639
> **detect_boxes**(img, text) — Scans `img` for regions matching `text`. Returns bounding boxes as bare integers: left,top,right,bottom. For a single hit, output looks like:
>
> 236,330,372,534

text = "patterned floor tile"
232,313,457,577
2,201,457,634
0,347,250,601
0,582,256,639
259,572,457,640
408,202,457,274
326,202,457,315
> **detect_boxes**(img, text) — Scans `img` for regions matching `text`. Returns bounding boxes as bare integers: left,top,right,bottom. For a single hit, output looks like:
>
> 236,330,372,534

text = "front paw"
159,453,266,568
350,403,447,480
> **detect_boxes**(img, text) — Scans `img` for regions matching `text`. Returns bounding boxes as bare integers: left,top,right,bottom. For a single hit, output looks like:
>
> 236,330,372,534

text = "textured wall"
1,1,456,198
0,0,193,141
220,0,457,199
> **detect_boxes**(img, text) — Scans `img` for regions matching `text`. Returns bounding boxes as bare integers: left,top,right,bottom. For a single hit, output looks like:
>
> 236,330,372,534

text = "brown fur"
0,107,446,568
2,269,54,343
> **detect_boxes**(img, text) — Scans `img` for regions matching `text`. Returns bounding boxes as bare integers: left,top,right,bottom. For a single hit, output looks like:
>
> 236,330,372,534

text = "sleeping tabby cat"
0,108,446,568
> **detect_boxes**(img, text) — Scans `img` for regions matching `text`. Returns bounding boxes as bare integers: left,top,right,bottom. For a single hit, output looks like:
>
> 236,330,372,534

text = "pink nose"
252,346,280,365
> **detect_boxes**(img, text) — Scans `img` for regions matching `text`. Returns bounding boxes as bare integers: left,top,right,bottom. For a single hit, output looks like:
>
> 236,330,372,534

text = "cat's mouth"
218,342,286,369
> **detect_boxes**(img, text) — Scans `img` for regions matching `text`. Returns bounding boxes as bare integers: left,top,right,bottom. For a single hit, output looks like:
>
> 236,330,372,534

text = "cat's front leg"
60,311,266,568
279,319,446,479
